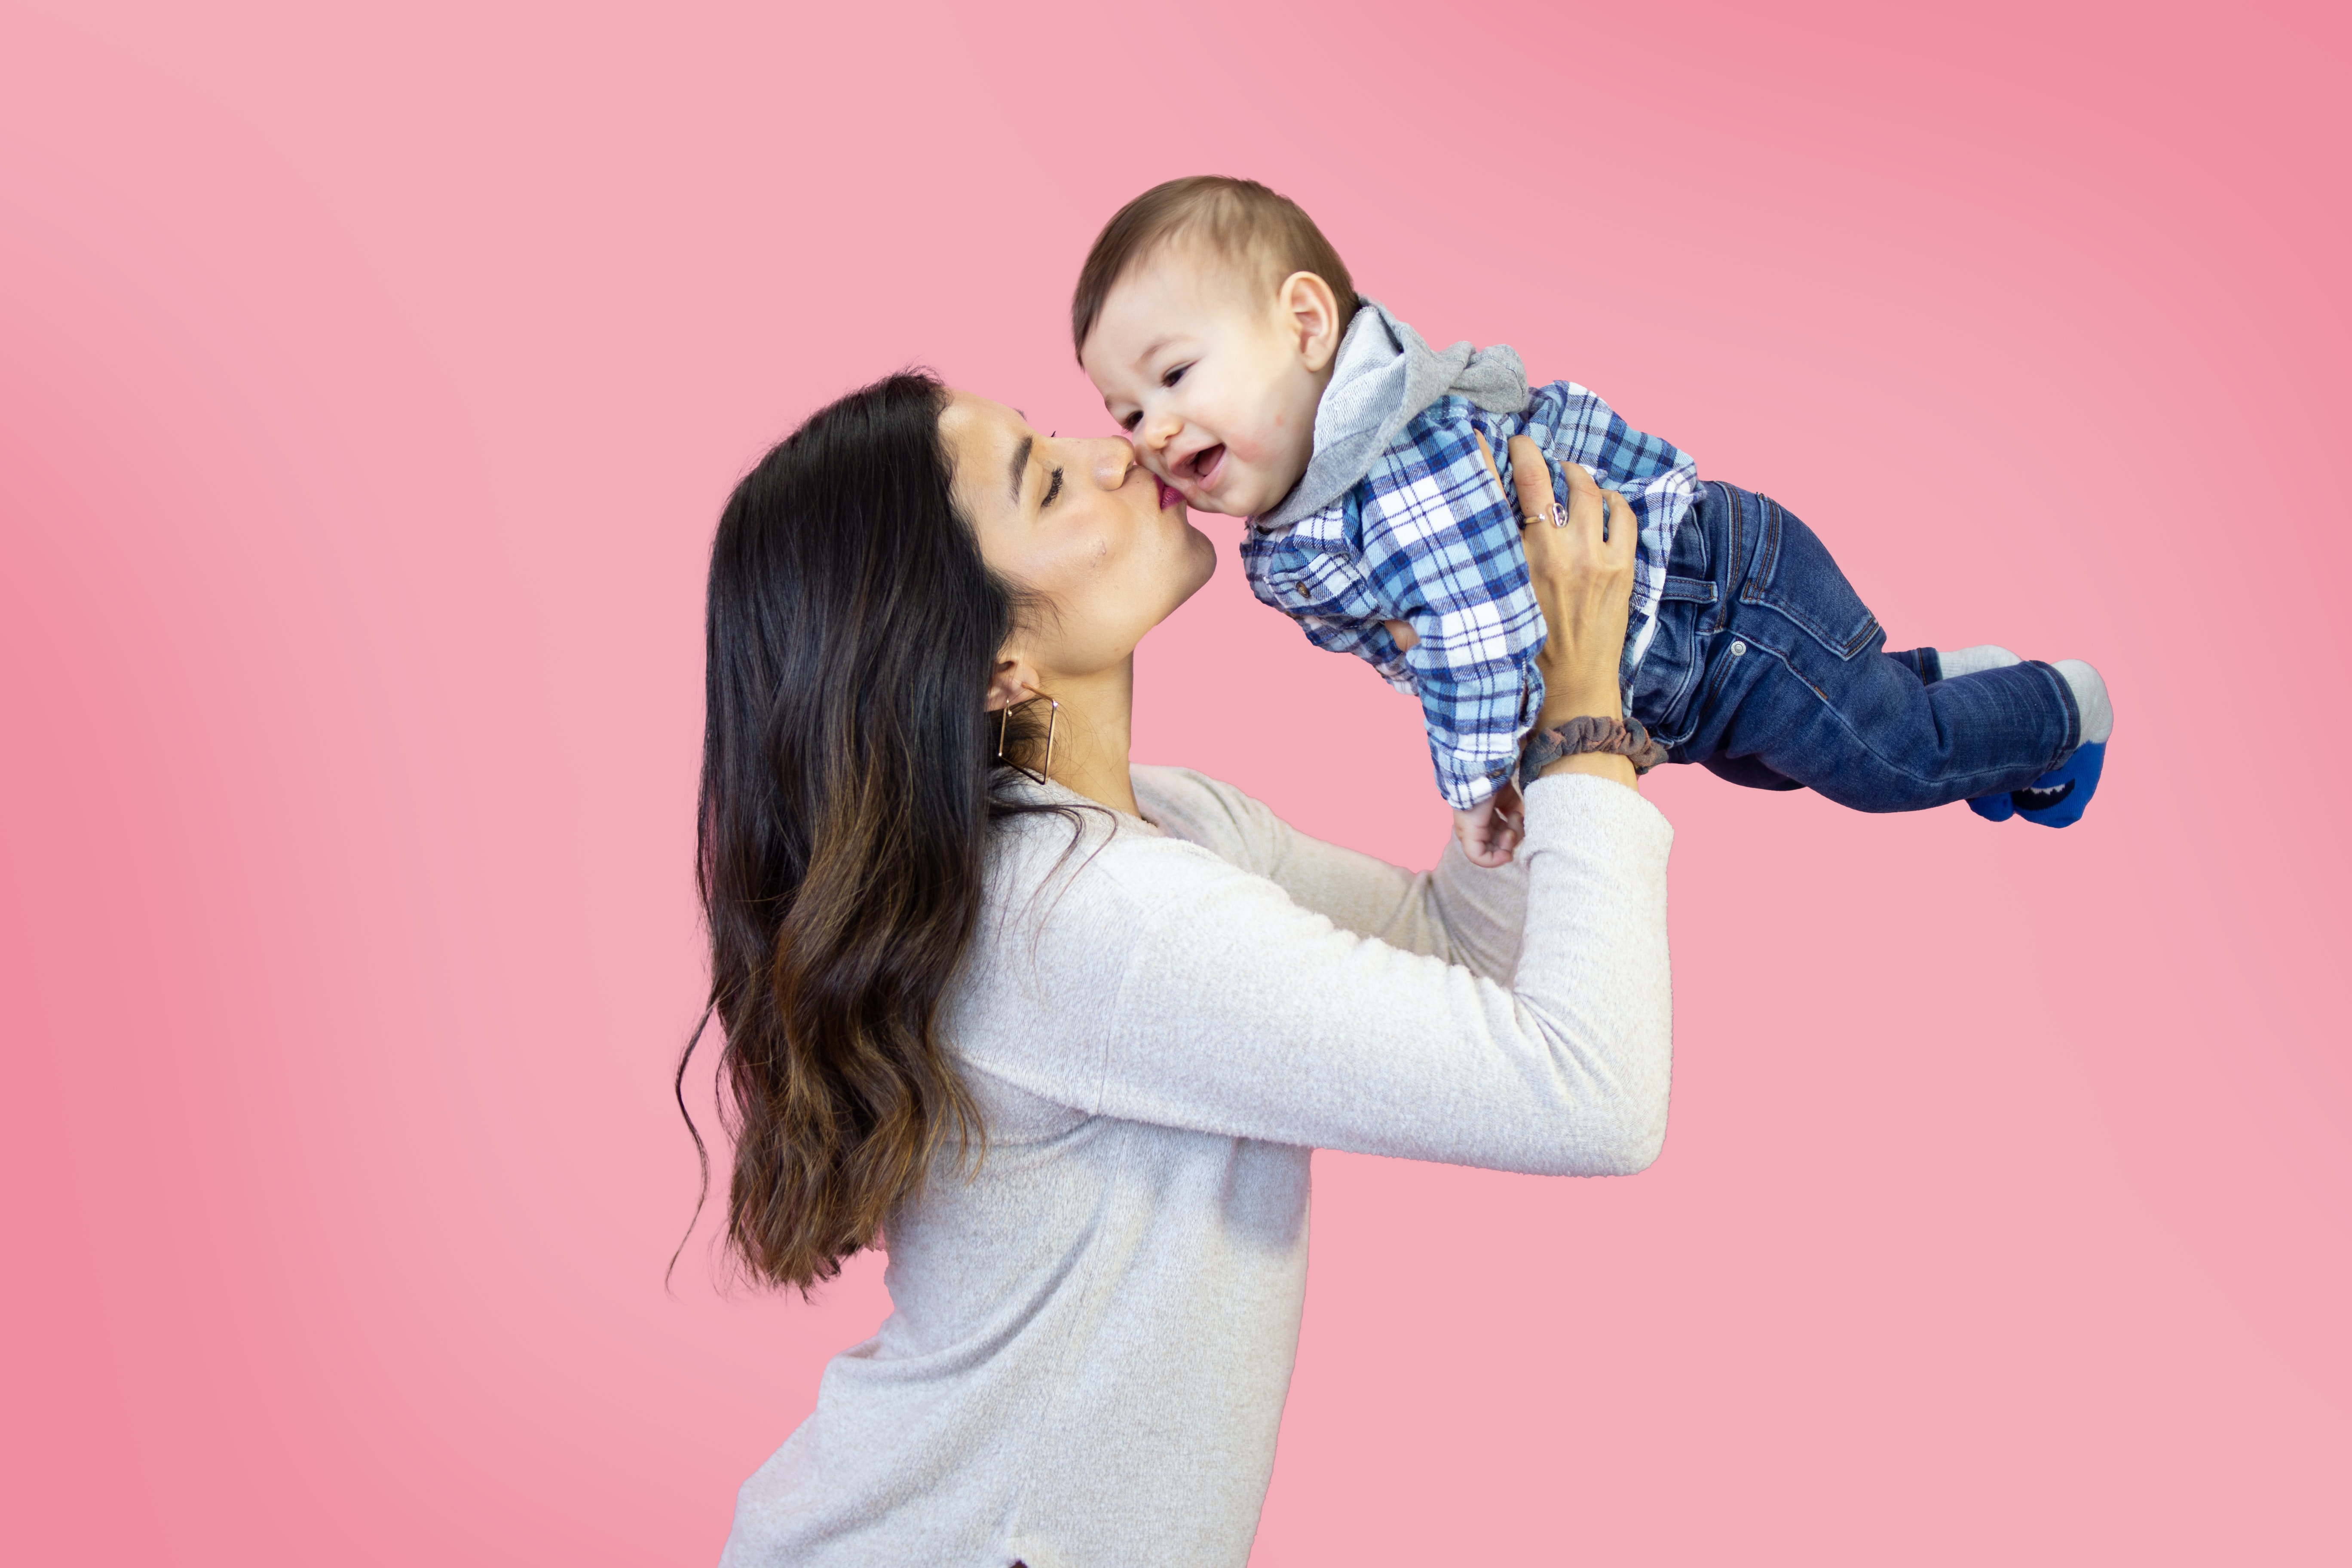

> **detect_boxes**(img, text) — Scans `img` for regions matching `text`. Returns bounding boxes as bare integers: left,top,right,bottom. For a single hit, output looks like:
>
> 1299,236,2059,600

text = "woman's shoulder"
988,771,1268,908
971,776,1297,1008
1130,764,1286,874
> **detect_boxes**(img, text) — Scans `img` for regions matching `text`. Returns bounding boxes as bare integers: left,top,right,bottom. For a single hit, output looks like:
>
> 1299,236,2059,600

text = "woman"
693,372,1671,1565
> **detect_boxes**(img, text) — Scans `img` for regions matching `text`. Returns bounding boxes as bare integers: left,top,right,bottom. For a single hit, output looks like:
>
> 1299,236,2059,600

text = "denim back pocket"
1739,496,1880,660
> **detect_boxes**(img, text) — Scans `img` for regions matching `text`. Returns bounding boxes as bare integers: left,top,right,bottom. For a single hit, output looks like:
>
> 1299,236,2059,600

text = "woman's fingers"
1525,471,1609,586
1479,431,1568,529
1600,488,1635,560
1523,457,1630,563
1558,459,1603,529
1504,435,1552,524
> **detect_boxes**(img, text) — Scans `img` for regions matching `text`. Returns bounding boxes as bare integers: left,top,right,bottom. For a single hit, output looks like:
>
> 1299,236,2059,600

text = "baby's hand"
1452,784,1526,869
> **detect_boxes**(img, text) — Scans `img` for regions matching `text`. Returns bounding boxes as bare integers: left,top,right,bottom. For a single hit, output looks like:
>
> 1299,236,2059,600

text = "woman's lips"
1155,475,1182,511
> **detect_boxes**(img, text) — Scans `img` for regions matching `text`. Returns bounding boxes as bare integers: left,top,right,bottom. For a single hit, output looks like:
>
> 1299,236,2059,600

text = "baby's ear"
1278,271,1343,372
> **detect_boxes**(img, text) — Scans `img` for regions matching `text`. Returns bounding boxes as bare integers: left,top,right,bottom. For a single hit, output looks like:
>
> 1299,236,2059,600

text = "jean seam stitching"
1760,646,2073,791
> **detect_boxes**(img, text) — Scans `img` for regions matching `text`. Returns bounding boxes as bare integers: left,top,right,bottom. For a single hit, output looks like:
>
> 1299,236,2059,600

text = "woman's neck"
1039,655,1139,817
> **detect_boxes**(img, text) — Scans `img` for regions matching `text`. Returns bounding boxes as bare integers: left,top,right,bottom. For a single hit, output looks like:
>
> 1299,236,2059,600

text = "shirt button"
1729,640,1747,656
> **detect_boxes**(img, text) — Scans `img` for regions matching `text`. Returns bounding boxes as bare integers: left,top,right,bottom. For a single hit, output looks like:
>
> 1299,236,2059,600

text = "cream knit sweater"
718,765,1674,1568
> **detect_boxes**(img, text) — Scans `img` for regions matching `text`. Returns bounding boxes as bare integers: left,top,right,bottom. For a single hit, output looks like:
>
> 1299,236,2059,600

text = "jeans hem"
2025,657,2082,767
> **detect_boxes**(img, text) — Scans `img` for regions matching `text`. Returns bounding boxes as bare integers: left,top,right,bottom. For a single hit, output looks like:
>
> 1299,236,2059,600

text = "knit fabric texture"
718,765,1674,1568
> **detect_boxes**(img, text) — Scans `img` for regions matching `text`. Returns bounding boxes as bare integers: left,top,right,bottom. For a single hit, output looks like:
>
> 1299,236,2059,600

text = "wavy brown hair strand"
680,371,1059,1295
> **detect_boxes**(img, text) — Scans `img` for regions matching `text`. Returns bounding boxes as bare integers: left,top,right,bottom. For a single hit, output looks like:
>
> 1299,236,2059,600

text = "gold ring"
1522,501,1568,529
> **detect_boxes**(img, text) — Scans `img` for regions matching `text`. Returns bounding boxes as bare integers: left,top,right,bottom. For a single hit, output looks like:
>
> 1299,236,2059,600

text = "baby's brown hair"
1072,176,1357,361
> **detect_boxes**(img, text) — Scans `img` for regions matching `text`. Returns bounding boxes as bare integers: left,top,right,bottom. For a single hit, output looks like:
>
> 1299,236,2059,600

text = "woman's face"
940,392,1216,688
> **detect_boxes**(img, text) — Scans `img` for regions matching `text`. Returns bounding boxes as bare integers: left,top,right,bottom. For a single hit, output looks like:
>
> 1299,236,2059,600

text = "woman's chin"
1179,521,1217,594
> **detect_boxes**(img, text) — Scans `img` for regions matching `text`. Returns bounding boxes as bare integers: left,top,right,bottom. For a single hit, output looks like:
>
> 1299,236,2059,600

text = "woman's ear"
1278,271,1343,373
985,652,1038,714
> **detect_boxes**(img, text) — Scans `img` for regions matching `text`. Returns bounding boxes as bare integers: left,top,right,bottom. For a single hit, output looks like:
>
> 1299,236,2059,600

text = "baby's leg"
1673,487,2103,813
1697,644,2081,811
1929,645,2112,743
1917,646,2113,824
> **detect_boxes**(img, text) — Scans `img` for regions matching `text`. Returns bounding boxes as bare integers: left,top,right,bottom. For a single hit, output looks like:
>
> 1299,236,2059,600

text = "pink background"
3,0,2346,1561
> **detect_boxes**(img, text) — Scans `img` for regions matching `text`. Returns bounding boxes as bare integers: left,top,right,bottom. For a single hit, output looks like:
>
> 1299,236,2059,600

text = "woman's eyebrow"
1007,435,1033,505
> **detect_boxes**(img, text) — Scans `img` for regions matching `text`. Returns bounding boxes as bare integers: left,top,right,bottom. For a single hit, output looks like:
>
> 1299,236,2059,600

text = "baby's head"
1074,177,1356,519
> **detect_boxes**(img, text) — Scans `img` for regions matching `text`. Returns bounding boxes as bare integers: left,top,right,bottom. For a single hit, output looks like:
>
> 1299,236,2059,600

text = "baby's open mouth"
1179,444,1225,488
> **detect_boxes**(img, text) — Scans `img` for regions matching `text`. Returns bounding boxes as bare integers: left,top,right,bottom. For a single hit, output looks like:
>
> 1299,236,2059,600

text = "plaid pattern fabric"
1242,379,1698,809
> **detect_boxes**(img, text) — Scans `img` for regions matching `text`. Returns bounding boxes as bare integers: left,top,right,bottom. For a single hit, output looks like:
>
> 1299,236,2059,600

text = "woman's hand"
1384,435,1642,802
1486,432,1639,787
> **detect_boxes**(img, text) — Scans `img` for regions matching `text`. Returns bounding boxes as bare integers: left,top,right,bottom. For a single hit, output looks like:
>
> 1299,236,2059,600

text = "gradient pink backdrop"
3,0,2346,1561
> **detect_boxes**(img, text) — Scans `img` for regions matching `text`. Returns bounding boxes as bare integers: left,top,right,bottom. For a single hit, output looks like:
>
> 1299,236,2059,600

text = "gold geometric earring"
995,692,1059,784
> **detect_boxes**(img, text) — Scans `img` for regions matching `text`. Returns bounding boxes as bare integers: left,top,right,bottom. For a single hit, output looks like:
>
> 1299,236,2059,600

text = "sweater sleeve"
959,774,1672,1176
1132,764,1527,982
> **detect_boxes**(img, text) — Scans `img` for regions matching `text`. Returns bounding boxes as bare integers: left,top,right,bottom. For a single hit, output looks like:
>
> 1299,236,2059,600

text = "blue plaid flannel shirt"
1241,380,1699,809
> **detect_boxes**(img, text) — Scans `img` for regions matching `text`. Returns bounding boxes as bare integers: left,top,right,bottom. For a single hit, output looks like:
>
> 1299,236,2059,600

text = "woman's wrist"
1536,673,1623,729
1521,708,1660,792
1539,752,1639,787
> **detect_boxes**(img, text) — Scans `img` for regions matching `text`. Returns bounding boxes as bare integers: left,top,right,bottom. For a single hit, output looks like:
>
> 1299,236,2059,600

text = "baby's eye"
1119,410,1141,432
1162,364,1189,388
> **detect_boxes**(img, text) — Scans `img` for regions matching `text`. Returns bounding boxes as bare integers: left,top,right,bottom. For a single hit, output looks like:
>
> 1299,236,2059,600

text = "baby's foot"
1972,741,2107,826
1968,660,2111,827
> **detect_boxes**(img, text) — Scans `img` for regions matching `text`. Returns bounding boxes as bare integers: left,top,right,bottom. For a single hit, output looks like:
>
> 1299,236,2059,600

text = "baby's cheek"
1234,426,1309,495
1221,433,1280,489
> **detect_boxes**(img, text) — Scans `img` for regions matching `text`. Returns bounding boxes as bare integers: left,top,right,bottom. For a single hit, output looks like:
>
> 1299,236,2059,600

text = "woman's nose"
1087,438,1137,490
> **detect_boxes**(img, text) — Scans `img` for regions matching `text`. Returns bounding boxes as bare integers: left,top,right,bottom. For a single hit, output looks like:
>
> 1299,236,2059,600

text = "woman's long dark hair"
679,371,1057,1294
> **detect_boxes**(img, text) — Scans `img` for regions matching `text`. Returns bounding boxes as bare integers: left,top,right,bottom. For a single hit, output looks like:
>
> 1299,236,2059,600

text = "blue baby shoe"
1966,788,2016,823
1967,742,2106,828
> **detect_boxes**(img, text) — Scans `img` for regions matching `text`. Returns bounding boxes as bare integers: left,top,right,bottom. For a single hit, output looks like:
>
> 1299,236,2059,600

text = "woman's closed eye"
1041,466,1064,508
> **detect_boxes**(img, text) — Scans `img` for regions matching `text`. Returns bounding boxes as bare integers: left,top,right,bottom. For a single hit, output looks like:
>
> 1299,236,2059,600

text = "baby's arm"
1354,416,1551,853
1373,612,1525,868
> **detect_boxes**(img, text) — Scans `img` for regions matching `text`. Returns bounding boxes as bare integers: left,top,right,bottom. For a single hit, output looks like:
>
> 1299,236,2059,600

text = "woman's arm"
1219,430,1645,966
952,433,1666,1176
1518,437,1639,774
961,771,1670,1174
1382,434,1642,864
1134,765,1528,980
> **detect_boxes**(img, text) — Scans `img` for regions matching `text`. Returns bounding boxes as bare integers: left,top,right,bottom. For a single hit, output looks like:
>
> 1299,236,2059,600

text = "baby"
1074,177,2112,863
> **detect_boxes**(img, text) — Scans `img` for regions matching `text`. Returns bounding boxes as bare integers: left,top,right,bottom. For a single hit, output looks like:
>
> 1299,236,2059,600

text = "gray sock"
1938,644,2021,677
2055,659,2113,744
1941,645,2110,745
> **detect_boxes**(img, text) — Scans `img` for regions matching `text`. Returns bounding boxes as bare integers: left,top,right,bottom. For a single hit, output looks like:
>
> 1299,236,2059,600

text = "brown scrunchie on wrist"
1517,714,1669,787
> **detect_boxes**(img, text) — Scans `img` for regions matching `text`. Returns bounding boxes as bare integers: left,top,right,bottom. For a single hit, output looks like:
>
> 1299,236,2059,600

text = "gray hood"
1253,297,1531,533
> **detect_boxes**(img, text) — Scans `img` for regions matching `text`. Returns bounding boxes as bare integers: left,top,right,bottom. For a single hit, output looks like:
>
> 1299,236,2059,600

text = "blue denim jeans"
1623,481,2081,810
